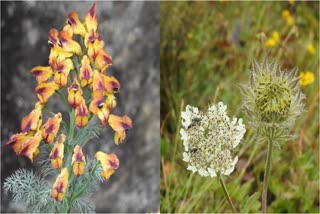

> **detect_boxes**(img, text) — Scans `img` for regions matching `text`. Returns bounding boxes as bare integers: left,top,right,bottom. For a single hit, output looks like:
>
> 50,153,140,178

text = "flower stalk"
262,127,275,213
218,173,237,213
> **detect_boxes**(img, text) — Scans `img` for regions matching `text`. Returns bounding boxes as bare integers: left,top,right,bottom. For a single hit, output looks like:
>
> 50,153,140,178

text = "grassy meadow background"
160,1,319,213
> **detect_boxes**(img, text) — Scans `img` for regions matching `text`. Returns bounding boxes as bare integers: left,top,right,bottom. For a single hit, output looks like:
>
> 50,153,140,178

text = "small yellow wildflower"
265,31,280,48
307,43,315,55
299,71,314,86
187,33,193,39
282,9,294,26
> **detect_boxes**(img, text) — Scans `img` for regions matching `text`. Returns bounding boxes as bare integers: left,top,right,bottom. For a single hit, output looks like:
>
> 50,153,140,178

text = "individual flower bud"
20,102,43,132
241,60,305,129
108,115,133,145
41,113,62,144
35,81,59,104
49,134,66,169
68,77,83,108
95,151,119,180
75,99,89,128
180,102,246,177
51,168,69,202
72,145,86,176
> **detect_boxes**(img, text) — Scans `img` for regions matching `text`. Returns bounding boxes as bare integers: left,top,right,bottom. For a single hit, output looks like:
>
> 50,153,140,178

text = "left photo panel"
1,1,159,213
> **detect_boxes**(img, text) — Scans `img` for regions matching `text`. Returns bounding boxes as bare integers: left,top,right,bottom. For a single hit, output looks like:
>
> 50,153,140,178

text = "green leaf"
240,192,261,213
160,138,168,156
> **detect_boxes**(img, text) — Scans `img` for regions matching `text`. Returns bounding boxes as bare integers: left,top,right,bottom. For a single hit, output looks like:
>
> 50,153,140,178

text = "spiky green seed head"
241,59,305,133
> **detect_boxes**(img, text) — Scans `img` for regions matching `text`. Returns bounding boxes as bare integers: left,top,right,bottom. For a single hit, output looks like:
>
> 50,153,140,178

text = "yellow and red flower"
68,77,83,108
66,12,86,37
75,99,89,128
52,168,69,202
51,57,74,87
108,115,133,145
41,113,62,144
35,81,59,104
89,91,110,127
92,71,120,94
95,151,119,180
20,102,43,132
30,66,53,83
49,134,66,169
79,55,93,87
6,131,42,161
94,49,112,72
72,145,86,176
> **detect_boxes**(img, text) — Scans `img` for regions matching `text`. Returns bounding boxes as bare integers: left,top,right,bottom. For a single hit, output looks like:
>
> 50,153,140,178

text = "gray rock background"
1,1,159,213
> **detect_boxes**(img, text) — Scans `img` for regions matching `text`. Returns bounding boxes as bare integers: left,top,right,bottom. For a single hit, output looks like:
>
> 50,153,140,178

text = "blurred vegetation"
160,1,319,213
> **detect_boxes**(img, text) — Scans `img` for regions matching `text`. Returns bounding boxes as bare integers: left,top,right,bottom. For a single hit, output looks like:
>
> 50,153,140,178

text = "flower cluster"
180,102,246,177
241,60,304,130
6,3,133,203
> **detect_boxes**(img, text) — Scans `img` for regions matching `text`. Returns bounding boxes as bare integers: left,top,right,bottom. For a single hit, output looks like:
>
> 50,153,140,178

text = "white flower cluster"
180,102,246,177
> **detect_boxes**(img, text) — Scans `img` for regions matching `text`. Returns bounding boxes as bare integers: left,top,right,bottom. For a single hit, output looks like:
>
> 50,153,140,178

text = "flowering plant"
180,101,246,212
4,3,132,212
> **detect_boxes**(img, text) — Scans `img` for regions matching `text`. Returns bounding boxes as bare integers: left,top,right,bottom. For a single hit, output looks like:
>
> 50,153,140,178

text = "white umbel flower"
180,102,246,177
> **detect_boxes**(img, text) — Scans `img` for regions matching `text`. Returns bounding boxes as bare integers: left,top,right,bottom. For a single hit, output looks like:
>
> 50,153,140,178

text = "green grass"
160,1,319,213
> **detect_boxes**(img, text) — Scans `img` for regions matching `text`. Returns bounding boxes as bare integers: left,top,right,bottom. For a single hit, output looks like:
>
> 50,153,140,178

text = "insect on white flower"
180,102,246,177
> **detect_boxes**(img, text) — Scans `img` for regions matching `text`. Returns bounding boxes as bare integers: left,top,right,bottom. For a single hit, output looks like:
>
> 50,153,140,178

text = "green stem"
55,90,72,112
218,173,237,213
262,127,275,213
69,162,100,206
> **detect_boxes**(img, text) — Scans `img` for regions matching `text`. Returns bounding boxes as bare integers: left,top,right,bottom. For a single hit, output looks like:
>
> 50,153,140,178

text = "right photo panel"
160,1,319,213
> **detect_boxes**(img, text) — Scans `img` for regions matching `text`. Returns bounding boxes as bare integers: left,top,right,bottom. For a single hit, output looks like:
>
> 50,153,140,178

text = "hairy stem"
218,173,237,213
262,128,275,213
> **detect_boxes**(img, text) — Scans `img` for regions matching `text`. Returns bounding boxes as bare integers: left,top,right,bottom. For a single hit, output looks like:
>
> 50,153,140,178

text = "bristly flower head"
241,60,305,133
180,102,246,177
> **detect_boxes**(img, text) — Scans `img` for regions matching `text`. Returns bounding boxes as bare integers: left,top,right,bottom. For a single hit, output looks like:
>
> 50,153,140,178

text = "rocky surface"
1,1,159,213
